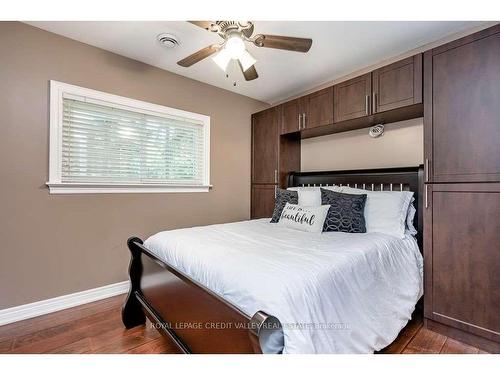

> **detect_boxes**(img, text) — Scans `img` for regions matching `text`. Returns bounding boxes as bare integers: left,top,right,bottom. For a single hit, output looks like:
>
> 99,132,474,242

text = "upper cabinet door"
334,73,372,122
281,99,301,135
372,54,422,113
252,107,279,184
425,29,500,183
301,87,334,129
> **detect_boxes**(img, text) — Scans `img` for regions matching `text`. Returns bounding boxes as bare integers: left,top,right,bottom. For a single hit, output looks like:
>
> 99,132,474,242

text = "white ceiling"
27,21,488,103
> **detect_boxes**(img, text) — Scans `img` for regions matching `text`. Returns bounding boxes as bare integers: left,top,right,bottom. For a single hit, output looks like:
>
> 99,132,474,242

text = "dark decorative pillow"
270,188,298,223
320,189,367,233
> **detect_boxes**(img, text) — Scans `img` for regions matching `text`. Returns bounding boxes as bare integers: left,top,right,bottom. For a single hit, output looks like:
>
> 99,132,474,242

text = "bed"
122,165,425,354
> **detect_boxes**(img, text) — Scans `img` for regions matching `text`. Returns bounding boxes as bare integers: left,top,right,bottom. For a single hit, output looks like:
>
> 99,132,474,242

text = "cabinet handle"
372,93,377,113
365,95,370,115
425,158,429,182
298,114,302,130
302,113,306,129
274,169,278,184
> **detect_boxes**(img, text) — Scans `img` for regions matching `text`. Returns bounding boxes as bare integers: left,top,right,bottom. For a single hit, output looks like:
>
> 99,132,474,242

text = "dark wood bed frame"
122,165,424,354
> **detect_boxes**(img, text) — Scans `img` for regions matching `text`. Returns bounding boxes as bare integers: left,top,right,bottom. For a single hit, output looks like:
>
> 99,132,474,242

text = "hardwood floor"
0,295,489,354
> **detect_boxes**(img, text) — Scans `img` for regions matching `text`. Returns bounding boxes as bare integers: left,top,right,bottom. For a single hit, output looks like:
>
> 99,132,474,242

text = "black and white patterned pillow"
270,188,298,223
320,189,367,233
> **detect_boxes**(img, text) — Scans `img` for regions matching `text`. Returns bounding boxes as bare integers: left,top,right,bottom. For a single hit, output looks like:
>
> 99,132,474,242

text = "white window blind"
62,98,205,184
48,81,210,194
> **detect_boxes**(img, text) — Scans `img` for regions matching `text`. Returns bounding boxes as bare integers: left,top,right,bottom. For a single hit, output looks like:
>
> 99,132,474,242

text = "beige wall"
0,22,265,309
301,118,423,171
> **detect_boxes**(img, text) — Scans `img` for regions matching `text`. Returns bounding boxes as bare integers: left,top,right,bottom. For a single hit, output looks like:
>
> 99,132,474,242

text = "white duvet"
144,219,423,354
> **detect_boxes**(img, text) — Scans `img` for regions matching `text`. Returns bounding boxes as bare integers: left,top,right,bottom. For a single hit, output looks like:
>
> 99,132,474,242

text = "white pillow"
339,187,413,238
287,186,341,206
279,203,329,233
287,187,321,206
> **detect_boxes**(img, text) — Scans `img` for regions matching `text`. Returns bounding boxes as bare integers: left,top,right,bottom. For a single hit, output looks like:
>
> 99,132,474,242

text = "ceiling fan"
177,21,313,81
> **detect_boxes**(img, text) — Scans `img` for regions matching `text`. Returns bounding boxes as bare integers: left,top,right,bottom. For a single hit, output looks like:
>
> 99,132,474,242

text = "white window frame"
47,80,211,194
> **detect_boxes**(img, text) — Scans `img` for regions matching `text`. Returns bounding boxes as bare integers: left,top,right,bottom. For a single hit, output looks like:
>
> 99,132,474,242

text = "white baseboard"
0,281,130,326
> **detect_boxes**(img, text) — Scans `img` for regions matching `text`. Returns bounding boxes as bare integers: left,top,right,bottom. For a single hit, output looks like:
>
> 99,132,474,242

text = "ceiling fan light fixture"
225,34,246,59
238,50,257,72
212,48,232,71
179,21,313,82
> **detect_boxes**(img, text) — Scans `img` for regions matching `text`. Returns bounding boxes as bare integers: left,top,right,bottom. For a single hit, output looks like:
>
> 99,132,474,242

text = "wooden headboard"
287,165,424,250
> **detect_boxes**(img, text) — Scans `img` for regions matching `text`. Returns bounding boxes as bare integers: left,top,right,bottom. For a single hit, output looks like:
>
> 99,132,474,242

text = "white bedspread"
144,219,423,354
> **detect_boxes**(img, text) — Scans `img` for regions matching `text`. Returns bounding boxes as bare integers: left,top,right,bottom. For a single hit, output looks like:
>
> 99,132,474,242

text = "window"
47,81,210,194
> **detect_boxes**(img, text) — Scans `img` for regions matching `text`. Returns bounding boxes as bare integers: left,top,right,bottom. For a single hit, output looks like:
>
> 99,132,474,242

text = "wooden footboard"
122,237,284,354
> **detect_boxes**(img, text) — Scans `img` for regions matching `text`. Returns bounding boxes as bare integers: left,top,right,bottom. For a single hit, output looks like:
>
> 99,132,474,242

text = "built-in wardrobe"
250,23,499,352
251,53,424,217
423,25,500,352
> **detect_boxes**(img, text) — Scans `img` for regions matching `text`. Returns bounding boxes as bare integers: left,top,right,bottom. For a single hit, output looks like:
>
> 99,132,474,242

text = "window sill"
46,182,212,194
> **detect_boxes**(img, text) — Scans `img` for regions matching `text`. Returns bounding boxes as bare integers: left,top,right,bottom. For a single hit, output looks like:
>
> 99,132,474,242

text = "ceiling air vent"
157,33,180,48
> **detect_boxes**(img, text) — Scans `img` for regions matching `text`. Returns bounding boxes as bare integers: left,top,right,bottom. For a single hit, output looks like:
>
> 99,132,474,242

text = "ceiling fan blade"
188,21,217,31
253,34,312,52
177,45,220,67
239,61,258,81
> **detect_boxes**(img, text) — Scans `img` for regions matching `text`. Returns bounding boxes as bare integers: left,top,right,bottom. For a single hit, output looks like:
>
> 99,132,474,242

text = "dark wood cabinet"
372,54,422,113
424,28,500,183
332,54,421,124
423,24,500,353
333,73,372,122
423,183,500,350
281,99,301,135
251,106,300,219
281,87,334,134
253,53,426,218
251,184,276,219
279,55,424,139
301,87,334,130
251,107,279,184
